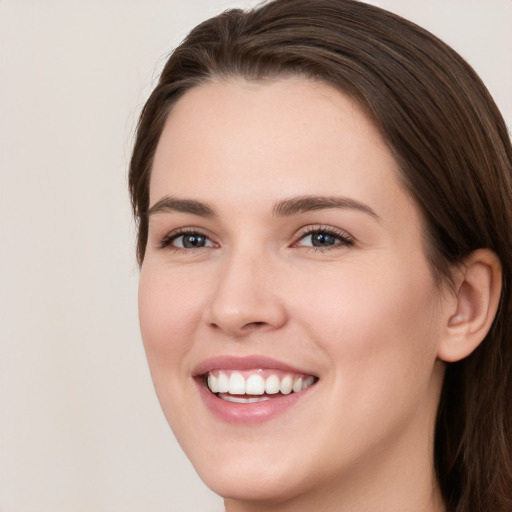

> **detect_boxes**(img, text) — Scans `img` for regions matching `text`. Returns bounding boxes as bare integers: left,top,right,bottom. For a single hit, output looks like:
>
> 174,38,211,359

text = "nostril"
207,321,265,329
242,321,267,330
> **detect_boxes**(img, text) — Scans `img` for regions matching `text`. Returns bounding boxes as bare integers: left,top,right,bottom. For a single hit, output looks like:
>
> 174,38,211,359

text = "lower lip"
195,379,314,424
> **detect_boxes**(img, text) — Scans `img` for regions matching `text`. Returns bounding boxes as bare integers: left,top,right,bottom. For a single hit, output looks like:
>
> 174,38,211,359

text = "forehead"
150,78,411,221
153,78,380,169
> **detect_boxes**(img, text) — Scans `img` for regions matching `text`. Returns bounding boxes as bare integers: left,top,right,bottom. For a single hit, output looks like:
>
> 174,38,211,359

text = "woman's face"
139,79,449,507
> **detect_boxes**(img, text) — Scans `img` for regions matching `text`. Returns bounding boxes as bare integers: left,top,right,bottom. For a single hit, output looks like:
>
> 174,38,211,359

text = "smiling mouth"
204,369,318,404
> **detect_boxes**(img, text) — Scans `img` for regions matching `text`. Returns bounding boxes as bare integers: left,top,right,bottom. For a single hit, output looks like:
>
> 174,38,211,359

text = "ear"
438,249,502,363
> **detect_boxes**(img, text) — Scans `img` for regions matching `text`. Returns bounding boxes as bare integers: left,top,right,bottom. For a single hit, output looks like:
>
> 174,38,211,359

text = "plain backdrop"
0,1,510,511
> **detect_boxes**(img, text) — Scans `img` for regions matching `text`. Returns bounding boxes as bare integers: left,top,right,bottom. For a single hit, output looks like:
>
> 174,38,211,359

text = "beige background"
0,1,510,511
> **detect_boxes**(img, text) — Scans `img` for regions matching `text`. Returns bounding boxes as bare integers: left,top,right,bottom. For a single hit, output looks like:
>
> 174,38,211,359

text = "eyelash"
158,225,355,251
159,227,215,250
294,225,354,251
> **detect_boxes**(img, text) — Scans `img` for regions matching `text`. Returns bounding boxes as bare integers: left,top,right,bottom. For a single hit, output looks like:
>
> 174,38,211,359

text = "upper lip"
193,355,317,377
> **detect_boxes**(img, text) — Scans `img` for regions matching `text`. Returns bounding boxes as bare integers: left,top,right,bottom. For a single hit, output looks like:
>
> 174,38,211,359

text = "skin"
138,79,452,511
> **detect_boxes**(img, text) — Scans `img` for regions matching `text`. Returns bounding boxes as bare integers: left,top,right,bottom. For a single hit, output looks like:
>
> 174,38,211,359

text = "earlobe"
438,249,502,363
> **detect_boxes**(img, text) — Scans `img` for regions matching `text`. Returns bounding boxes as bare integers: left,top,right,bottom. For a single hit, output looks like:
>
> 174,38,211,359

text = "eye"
295,227,354,249
160,229,217,250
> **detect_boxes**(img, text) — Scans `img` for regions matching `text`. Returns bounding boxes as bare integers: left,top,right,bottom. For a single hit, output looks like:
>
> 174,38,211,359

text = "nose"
205,248,288,337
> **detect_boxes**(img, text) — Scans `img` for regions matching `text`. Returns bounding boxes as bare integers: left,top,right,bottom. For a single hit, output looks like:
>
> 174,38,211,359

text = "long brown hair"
129,1,512,510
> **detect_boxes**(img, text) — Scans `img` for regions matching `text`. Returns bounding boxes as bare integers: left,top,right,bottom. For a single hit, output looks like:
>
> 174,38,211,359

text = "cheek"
292,262,444,454
295,259,442,387
138,265,210,433
138,265,204,374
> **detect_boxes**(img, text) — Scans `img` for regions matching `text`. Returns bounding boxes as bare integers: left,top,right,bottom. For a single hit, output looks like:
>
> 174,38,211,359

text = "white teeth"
265,374,281,394
206,370,317,397
246,374,265,395
208,374,219,393
280,375,293,395
302,376,315,390
217,372,229,393
222,395,270,403
228,372,246,394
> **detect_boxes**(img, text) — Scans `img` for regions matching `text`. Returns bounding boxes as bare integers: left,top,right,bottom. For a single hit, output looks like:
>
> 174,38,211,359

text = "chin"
194,458,312,504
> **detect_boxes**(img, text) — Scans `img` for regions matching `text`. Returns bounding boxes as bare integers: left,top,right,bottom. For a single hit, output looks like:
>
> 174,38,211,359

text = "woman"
129,1,512,510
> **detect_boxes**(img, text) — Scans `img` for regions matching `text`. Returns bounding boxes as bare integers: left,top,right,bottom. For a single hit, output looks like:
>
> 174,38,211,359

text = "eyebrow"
147,194,380,220
147,196,216,217
272,195,380,219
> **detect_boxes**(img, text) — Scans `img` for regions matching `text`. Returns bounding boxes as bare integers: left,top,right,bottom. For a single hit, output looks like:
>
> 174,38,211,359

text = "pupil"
183,234,205,248
312,232,335,247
